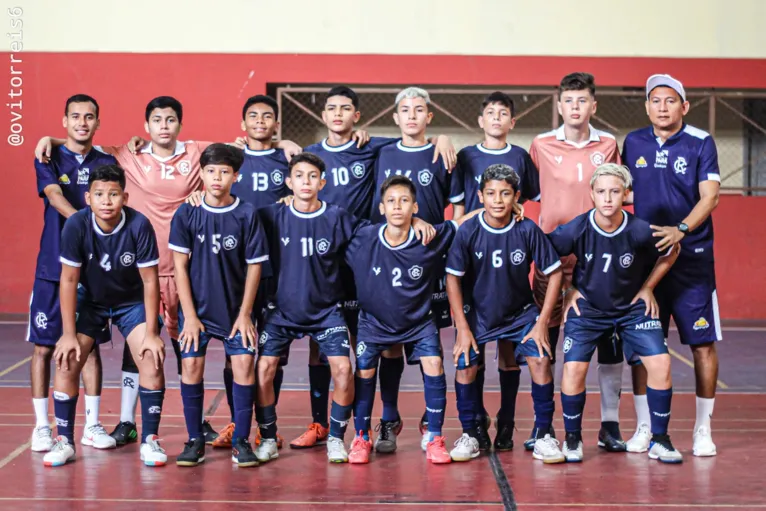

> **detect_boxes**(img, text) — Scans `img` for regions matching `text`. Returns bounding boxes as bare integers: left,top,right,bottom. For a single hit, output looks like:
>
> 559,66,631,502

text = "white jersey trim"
244,147,276,156
59,256,82,268
479,212,515,234
588,209,628,238
396,141,433,153
683,124,710,140
247,254,270,264
378,224,415,251
712,290,723,341
321,138,355,152
706,173,721,182
169,244,191,254
289,201,327,219
139,140,188,163
449,192,465,203
446,267,465,277
136,258,160,268
92,210,126,237
541,260,562,275
201,197,240,214
476,143,511,155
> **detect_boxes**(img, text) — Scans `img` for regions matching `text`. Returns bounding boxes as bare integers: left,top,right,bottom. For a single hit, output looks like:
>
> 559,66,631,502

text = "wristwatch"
677,223,689,234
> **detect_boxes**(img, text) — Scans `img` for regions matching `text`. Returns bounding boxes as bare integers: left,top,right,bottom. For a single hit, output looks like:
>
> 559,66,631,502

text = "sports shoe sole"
176,457,205,467
289,439,327,449
534,452,566,464
450,451,480,462
231,456,259,467
81,436,117,449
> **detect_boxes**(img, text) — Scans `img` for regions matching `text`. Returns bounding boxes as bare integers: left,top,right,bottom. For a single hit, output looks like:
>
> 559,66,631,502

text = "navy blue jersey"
169,198,269,338
454,143,540,213
306,137,397,219
34,146,117,281
446,213,560,341
622,124,720,260
230,147,290,210
548,210,667,316
370,141,462,224
59,207,159,308
258,202,361,328
346,221,457,343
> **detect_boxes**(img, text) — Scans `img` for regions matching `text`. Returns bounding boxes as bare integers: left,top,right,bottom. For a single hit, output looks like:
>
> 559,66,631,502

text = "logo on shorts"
463,304,471,314
636,156,647,168
148,406,162,414
351,162,365,179
590,151,605,166
223,235,238,251
673,156,688,175
635,320,662,330
259,331,269,346
510,249,525,265
563,336,573,353
408,265,424,280
77,168,90,185
271,169,284,185
316,238,330,255
693,317,710,331
356,341,366,357
120,252,135,266
619,253,634,268
178,161,192,176
34,312,48,330
417,169,433,186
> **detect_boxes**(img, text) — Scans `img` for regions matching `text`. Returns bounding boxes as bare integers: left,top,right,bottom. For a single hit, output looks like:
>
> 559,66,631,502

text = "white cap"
646,74,686,101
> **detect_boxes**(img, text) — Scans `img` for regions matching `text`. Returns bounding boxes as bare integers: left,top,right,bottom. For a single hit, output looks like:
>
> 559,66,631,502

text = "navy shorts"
562,301,666,364
458,321,548,370
656,257,721,346
259,322,351,359
178,330,256,359
355,334,442,371
77,300,145,342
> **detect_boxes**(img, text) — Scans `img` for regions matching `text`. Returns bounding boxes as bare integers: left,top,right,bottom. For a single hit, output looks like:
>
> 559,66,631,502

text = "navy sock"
423,373,447,438
223,366,234,422
139,385,165,443
329,401,353,439
498,369,521,423
308,364,331,428
475,365,488,419
273,366,284,405
353,375,376,439
531,381,555,432
53,391,78,444
181,381,204,441
455,380,477,436
232,382,256,442
257,403,277,439
561,391,586,434
647,386,673,436
379,356,404,422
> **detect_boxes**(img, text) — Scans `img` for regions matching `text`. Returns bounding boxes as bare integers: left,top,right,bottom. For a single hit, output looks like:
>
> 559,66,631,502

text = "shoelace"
147,437,165,452
51,439,70,452
376,421,396,441
453,434,473,449
88,423,108,435
539,436,561,451
35,426,52,439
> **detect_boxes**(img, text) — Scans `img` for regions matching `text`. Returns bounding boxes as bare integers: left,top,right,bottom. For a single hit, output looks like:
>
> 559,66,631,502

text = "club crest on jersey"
417,169,433,186
77,168,90,185
178,160,191,176
635,156,647,168
693,317,710,331
223,235,238,251
563,336,573,353
356,341,366,357
408,265,424,280
655,150,669,168
271,169,284,185
619,253,634,268
35,312,48,329
590,151,605,166
120,252,135,266
510,249,525,265
351,162,365,179
58,174,71,185
315,238,330,255
673,156,688,175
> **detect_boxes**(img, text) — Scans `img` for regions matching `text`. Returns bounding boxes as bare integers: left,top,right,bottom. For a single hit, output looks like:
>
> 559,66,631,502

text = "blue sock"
353,375,376,439
232,382,256,442
531,381,555,432
498,369,521,423
647,386,673,436
424,373,447,438
223,366,234,422
561,391,586,434
379,356,404,422
53,391,78,444
455,380,477,436
181,381,204,441
273,366,284,405
309,364,331,427
475,365,488,419
256,403,277,439
139,385,165,443
329,401,353,439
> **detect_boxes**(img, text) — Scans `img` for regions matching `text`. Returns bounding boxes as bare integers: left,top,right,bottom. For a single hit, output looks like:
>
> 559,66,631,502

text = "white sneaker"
649,437,683,463
255,438,279,463
693,426,717,457
562,437,583,462
31,425,54,452
420,431,430,452
326,436,349,463
81,423,117,449
43,436,76,466
626,423,652,453
533,434,565,464
450,433,480,462
139,435,167,466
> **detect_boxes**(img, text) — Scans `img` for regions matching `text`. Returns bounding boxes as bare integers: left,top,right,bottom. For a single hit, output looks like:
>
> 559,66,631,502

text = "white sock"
633,394,650,427
32,398,49,428
598,363,623,423
695,396,715,432
120,371,140,423
85,395,100,428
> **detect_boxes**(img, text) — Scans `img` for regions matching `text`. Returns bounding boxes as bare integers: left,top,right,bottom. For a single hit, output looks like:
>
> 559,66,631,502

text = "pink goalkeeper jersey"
529,125,621,233
103,141,209,276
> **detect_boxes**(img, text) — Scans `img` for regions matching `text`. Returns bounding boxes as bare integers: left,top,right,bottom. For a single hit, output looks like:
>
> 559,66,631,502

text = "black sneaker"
598,422,626,452
176,438,206,467
493,419,514,451
476,415,492,451
202,420,219,445
418,411,428,435
231,437,259,467
373,419,403,453
109,421,138,446
525,424,556,451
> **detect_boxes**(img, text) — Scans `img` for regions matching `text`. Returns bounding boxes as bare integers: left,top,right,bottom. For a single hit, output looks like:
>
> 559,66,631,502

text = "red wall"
3,52,766,316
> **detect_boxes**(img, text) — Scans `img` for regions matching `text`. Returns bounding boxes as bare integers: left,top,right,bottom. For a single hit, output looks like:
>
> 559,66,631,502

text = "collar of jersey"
140,140,187,162
378,224,415,250
650,123,691,148
396,140,433,152
555,124,601,148
91,209,126,237
479,211,515,234
321,138,355,152
589,208,628,237
476,143,511,155
244,146,276,156
289,201,327,218
59,145,107,163
202,196,240,214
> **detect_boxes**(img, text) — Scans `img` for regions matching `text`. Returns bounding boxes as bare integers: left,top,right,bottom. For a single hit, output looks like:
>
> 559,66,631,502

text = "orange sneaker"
426,436,452,464
348,433,373,464
289,423,329,449
254,428,284,449
211,423,235,448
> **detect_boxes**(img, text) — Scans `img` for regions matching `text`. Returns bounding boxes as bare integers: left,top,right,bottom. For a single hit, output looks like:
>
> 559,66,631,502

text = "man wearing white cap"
621,74,721,458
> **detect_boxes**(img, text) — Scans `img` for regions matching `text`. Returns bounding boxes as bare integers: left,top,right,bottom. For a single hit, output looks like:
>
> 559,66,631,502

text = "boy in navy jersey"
451,92,541,450
622,75,721,457
446,164,564,463
44,164,167,468
29,94,115,453
171,144,269,467
548,163,682,463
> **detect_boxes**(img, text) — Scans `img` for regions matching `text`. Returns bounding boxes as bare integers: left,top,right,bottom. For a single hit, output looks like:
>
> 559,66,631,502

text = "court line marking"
489,450,517,511
668,347,729,389
0,356,31,378
0,419,54,470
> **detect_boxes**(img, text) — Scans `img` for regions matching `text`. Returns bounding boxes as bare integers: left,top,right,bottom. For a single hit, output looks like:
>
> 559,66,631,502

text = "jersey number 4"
99,254,111,272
